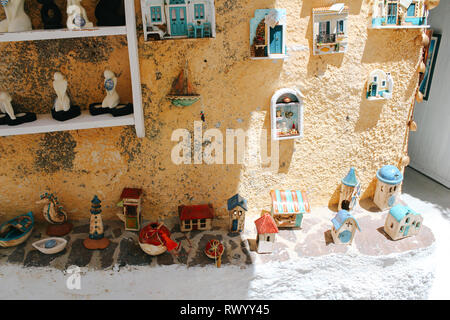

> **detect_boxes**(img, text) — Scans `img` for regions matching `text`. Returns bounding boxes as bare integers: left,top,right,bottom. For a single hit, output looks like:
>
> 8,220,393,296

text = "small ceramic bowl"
32,237,67,255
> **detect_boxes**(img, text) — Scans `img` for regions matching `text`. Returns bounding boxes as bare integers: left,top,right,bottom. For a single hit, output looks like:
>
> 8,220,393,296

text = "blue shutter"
407,4,416,17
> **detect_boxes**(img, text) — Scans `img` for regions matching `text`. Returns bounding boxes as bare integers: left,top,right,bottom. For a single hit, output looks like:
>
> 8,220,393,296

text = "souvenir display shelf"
0,1,145,138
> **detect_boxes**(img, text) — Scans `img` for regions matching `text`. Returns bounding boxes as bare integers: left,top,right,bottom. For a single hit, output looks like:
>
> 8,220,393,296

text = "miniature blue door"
403,225,410,236
387,3,398,25
270,25,283,54
170,7,187,36
295,213,303,228
231,219,238,232
339,230,352,243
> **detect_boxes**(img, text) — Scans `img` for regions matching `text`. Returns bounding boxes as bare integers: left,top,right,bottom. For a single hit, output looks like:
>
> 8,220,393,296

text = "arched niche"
270,88,304,141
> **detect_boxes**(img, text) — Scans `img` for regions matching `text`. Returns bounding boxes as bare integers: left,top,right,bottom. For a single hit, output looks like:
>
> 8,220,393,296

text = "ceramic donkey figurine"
66,0,93,30
36,192,68,225
0,0,33,33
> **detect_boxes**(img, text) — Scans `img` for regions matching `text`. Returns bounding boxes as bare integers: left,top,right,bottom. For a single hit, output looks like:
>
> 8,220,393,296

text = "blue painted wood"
170,7,187,36
404,225,410,236
407,4,416,17
338,230,352,243
295,213,303,228
269,25,283,54
232,219,238,232
387,3,398,25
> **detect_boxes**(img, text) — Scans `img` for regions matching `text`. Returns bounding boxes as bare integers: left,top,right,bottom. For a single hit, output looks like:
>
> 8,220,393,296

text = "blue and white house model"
370,0,430,29
384,205,423,240
331,210,361,245
141,0,216,41
366,70,394,100
338,167,361,211
227,193,248,233
373,165,404,210
250,9,287,59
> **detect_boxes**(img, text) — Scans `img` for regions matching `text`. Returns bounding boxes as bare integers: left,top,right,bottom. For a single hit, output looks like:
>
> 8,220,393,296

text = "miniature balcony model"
141,0,216,41
270,88,304,140
366,70,394,100
313,3,349,55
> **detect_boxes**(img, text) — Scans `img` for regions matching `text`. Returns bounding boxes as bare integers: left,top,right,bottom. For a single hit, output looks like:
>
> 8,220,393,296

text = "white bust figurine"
102,70,120,109
0,91,16,120
66,0,93,30
53,72,71,112
0,0,33,33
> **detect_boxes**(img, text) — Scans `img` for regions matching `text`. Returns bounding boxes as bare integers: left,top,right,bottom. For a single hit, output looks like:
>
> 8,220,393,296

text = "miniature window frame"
270,88,305,141
195,4,205,19
150,6,162,23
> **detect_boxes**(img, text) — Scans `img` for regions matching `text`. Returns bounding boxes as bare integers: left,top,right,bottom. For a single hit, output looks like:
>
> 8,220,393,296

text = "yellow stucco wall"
0,0,420,223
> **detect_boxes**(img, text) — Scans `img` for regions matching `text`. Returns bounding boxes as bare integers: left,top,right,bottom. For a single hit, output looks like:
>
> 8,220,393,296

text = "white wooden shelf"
0,111,135,137
0,1,145,138
0,26,127,43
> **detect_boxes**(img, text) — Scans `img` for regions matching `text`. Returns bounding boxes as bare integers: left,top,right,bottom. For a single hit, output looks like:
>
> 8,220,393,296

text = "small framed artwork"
419,33,441,101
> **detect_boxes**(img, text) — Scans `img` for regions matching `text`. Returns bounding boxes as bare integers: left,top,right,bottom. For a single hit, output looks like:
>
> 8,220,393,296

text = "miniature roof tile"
389,205,420,223
331,210,361,232
227,194,248,211
255,213,279,234
376,165,403,185
342,167,359,187
121,188,143,200
179,204,214,221
91,195,101,205
270,190,310,214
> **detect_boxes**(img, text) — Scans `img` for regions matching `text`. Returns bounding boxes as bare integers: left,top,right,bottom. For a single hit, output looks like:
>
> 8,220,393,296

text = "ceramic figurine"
66,0,93,30
271,88,304,140
204,239,224,268
178,204,214,232
32,237,67,254
89,70,133,117
83,195,110,250
52,72,81,121
366,70,394,100
250,9,287,59
37,0,63,29
116,188,143,232
312,3,349,55
330,210,361,245
384,205,423,240
370,0,438,29
373,165,404,210
141,0,216,41
95,0,125,27
270,189,310,228
167,63,200,107
0,212,34,248
0,0,32,33
255,211,279,254
338,167,361,211
36,192,73,236
227,194,247,233
138,222,179,256
0,91,37,126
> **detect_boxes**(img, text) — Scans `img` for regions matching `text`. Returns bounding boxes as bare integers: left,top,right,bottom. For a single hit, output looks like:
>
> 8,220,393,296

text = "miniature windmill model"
83,195,110,250
338,167,361,211
166,62,200,107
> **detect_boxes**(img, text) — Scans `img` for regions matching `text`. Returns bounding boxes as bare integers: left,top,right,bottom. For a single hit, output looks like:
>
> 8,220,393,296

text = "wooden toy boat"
0,212,34,248
166,63,200,107
138,222,179,256
204,239,224,268
32,237,67,254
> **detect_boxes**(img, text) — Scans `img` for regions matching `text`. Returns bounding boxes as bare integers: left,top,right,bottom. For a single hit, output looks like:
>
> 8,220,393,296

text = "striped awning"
270,190,311,215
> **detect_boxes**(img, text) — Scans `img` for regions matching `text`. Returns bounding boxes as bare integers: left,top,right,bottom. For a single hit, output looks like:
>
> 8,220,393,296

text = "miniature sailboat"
0,212,34,248
138,222,179,256
166,63,200,107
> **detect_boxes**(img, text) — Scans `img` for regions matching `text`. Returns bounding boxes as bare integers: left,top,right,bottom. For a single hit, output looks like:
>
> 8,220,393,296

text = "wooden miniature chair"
187,23,195,38
203,22,211,37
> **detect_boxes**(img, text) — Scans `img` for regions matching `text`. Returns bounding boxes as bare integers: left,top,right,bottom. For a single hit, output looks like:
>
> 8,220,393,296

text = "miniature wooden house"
331,210,361,245
366,70,394,100
374,165,404,210
312,3,349,55
270,190,310,228
371,0,429,29
141,0,216,41
178,204,214,232
250,9,287,59
270,88,304,141
255,211,279,254
227,194,248,233
118,188,143,231
384,205,423,240
338,167,361,211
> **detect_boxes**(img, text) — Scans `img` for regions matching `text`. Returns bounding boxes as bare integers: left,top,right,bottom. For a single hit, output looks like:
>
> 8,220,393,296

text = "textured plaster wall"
0,0,421,222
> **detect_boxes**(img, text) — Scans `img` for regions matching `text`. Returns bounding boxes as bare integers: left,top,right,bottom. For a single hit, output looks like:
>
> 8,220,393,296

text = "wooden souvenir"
0,0,32,33
254,211,279,254
250,9,287,59
338,167,361,211
178,204,214,232
36,192,73,236
370,0,434,29
139,222,179,256
166,63,200,107
95,0,125,27
373,165,404,210
384,205,423,240
330,210,361,245
366,70,394,100
83,195,110,250
227,194,247,233
141,0,216,41
270,190,310,228
312,3,349,55
37,0,63,29
32,237,67,254
0,212,34,248
270,88,305,141
116,188,143,231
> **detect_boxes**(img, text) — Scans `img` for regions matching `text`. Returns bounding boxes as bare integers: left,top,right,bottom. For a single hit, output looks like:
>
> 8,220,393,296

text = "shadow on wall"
354,94,384,132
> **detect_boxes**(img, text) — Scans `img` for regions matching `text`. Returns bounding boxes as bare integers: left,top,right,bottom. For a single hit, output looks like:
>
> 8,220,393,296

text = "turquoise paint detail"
227,194,248,211
194,4,205,19
389,205,421,223
403,225,410,236
231,219,238,232
170,7,187,36
169,0,185,4
387,3,398,25
284,190,294,213
407,4,416,17
296,190,305,213
342,167,359,187
405,17,425,25
388,195,396,207
372,18,385,27
339,230,352,243
250,9,286,46
377,165,403,185
270,25,283,54
150,6,162,23
0,212,34,242
331,210,361,232
295,213,303,228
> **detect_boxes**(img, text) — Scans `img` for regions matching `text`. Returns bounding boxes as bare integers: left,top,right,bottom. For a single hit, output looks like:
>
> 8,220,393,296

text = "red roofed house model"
255,211,279,254
117,188,143,232
178,204,214,232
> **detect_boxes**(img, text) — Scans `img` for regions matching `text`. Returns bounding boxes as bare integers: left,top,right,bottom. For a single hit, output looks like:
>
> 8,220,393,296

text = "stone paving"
0,198,435,271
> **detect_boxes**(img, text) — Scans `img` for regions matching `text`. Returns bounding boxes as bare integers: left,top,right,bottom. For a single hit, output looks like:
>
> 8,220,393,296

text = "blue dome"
376,165,403,185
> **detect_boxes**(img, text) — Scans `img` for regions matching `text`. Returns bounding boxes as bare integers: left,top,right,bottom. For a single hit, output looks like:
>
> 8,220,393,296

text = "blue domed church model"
373,165,404,210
